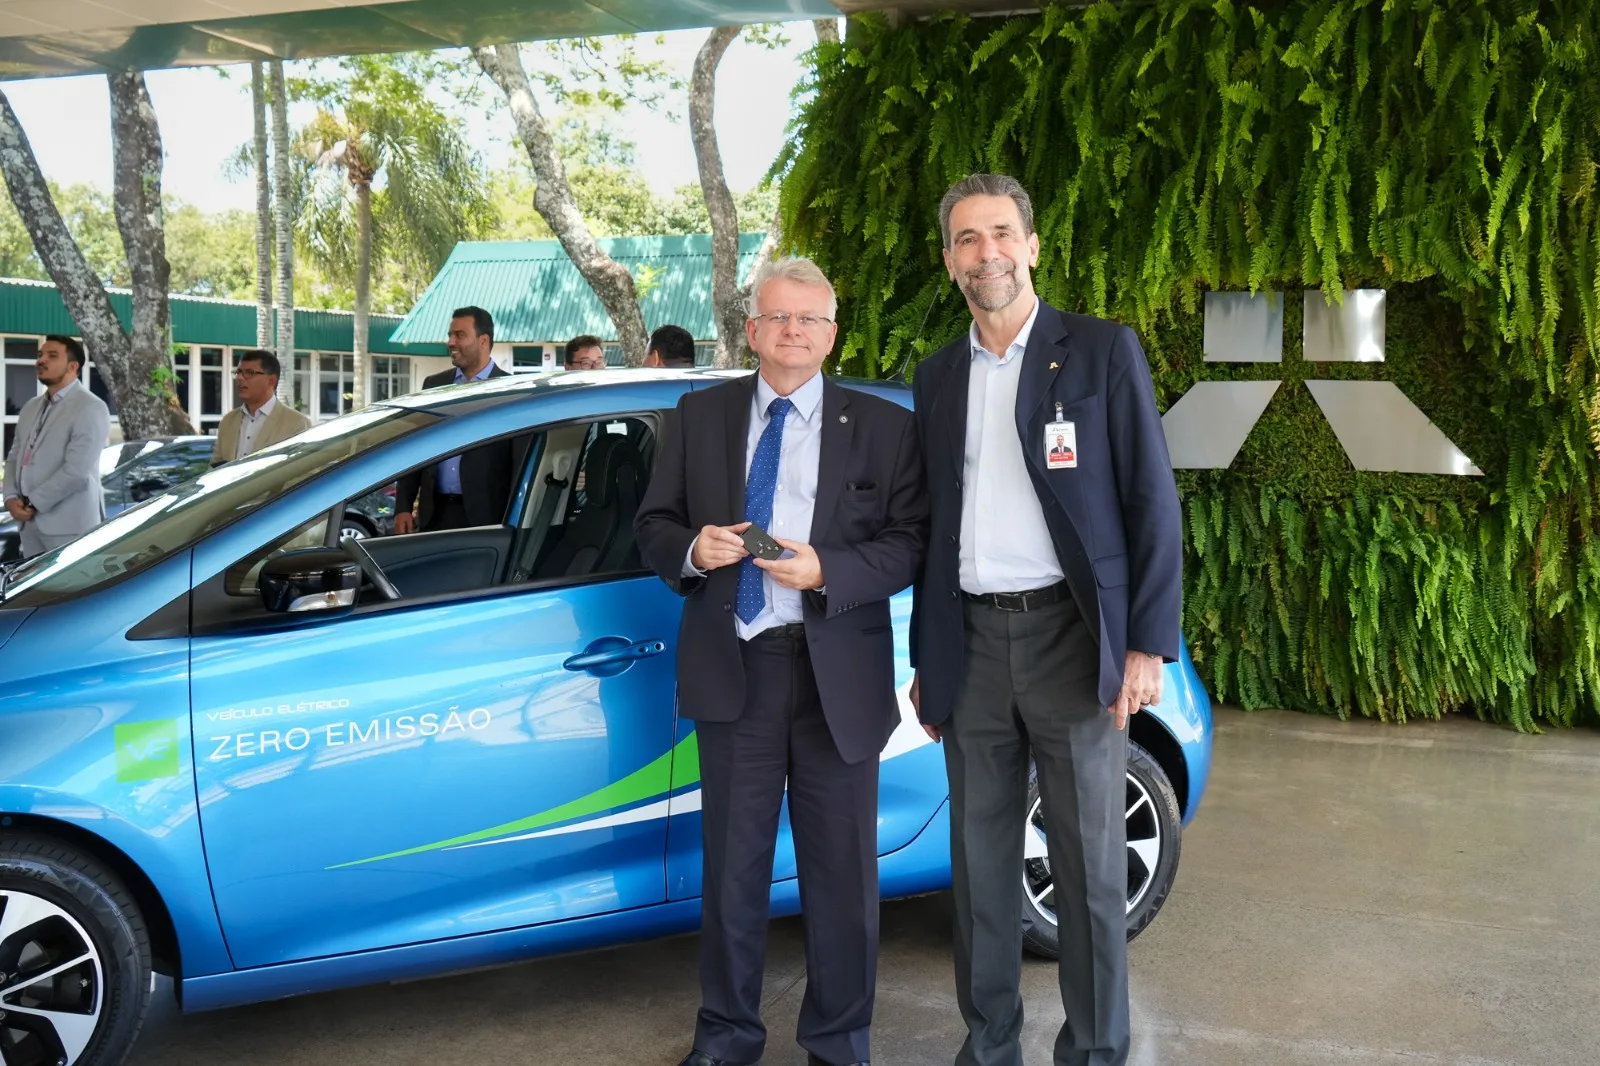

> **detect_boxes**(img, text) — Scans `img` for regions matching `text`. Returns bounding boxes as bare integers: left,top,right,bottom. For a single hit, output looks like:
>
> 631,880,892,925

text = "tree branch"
475,43,649,366
690,26,744,369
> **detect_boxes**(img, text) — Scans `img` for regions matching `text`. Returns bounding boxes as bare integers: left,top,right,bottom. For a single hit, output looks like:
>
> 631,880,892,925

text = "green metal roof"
0,0,841,79
390,232,768,346
0,277,446,356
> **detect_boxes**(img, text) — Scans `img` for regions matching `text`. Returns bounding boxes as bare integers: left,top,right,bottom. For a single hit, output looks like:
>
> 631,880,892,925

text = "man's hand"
5,497,30,523
691,522,751,571
393,512,415,535
912,673,943,743
756,537,823,590
1110,650,1164,731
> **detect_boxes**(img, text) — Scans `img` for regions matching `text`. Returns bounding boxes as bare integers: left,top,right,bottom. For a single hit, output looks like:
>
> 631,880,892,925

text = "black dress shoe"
807,1056,868,1066
679,1051,744,1066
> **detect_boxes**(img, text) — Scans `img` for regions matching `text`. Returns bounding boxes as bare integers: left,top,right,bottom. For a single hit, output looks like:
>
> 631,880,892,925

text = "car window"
111,440,215,506
1,408,435,609
182,413,658,632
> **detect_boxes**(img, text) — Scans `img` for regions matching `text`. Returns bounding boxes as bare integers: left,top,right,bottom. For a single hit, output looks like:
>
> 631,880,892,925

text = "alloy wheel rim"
1022,770,1164,924
0,889,104,1066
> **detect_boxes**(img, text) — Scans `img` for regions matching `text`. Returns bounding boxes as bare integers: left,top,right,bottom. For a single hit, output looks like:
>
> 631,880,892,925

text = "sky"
0,22,829,215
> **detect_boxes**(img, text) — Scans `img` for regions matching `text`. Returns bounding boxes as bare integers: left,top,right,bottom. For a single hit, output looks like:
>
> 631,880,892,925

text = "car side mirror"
130,476,170,502
260,548,361,614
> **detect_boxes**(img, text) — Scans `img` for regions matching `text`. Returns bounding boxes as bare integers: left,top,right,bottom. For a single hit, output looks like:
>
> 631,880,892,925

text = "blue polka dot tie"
736,397,793,624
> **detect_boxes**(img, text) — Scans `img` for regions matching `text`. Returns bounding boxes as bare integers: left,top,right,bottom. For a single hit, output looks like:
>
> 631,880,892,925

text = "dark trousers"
944,595,1129,1066
424,494,468,532
695,627,880,1065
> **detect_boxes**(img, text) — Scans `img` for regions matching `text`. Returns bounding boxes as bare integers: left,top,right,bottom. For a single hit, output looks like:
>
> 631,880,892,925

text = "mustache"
965,259,1016,280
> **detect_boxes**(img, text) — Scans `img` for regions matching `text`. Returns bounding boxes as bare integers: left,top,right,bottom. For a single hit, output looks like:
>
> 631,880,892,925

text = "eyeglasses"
234,369,271,379
751,312,834,330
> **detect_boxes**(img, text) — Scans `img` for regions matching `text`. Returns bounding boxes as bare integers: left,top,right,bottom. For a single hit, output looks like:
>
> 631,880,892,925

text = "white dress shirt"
959,297,1065,594
235,394,278,460
685,371,825,640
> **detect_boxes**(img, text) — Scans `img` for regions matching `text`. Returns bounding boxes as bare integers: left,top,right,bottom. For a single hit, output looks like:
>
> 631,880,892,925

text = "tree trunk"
813,19,840,44
0,89,140,426
352,179,371,411
108,72,194,438
271,60,296,395
690,27,745,370
474,43,649,366
252,61,274,351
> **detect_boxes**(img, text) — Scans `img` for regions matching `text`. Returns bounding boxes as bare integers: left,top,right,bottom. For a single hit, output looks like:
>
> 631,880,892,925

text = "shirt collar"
755,369,825,424
47,379,81,404
454,359,496,384
969,295,1041,365
243,394,277,420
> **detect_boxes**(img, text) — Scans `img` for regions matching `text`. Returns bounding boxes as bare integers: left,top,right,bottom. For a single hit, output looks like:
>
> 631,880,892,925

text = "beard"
958,257,1024,312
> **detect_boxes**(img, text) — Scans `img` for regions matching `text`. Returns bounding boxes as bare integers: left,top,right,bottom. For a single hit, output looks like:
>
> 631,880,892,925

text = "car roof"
378,368,911,416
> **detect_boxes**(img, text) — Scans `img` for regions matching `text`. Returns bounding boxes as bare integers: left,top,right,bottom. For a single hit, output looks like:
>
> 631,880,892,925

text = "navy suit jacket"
635,373,927,764
910,300,1182,725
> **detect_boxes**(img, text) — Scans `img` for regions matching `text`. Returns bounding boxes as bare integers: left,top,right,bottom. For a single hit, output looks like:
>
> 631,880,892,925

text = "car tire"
339,514,375,541
0,834,152,1066
1020,741,1183,959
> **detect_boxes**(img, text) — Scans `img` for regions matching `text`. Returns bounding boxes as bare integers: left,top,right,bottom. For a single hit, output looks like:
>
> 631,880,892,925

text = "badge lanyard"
20,396,56,468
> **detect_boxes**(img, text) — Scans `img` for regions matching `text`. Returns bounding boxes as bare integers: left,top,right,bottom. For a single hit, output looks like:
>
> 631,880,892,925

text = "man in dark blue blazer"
909,175,1182,1066
637,257,927,1066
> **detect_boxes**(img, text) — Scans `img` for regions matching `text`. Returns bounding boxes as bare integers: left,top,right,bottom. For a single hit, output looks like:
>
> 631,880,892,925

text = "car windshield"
0,406,436,609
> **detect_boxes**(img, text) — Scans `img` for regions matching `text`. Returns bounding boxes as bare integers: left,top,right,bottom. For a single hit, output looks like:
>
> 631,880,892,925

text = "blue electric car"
0,370,1212,1066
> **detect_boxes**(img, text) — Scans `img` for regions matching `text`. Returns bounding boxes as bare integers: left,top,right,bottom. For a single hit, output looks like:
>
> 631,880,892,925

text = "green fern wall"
778,1,1600,728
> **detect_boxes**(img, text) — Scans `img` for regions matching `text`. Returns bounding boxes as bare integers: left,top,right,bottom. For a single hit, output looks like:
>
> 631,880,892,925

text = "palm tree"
251,61,273,351
296,55,493,410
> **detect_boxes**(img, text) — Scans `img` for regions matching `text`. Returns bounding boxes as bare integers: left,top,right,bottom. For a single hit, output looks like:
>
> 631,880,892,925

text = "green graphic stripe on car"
329,732,702,869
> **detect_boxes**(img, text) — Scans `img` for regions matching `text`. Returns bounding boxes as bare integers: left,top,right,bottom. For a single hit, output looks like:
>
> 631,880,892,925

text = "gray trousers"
944,595,1129,1066
20,523,78,559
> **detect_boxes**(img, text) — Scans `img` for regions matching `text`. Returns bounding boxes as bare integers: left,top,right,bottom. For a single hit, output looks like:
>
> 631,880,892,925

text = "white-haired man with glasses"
636,257,928,1066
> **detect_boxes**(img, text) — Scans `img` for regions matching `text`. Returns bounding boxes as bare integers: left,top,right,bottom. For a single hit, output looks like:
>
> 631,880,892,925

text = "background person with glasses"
211,350,311,466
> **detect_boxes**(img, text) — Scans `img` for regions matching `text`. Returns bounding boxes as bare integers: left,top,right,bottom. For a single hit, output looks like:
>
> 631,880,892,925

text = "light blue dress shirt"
435,360,496,494
685,371,825,641
959,297,1065,594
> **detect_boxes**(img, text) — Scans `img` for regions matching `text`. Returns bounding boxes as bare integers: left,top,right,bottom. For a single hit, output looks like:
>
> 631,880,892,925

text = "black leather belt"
963,581,1069,613
754,622,807,641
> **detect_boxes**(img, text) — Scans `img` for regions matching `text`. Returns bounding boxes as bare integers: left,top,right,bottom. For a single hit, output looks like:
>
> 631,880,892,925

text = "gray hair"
746,256,838,320
938,173,1035,248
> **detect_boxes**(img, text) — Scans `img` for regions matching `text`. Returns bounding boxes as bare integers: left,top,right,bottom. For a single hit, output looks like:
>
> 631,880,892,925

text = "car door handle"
563,636,667,677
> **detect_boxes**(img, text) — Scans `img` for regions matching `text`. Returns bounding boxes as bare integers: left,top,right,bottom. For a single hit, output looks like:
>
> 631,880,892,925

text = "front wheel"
0,835,152,1066
1020,741,1183,958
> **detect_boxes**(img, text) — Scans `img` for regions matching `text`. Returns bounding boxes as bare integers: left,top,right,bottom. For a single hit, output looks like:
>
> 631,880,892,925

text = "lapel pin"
1049,361,1059,370
840,415,848,423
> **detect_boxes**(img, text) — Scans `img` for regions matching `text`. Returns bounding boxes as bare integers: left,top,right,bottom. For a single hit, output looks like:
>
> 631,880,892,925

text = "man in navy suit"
909,175,1182,1066
637,257,926,1066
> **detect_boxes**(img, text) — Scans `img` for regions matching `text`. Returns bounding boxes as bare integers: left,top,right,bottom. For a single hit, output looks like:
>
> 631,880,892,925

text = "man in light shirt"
910,175,1182,1066
2,335,111,557
636,257,926,1066
211,350,311,466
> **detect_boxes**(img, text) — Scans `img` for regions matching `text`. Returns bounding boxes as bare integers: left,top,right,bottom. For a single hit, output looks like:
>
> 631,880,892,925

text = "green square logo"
115,719,180,783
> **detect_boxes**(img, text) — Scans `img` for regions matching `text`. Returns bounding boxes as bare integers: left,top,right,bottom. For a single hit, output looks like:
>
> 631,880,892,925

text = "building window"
512,345,543,371
293,352,312,415
85,359,118,416
171,345,193,425
694,343,716,367
318,353,356,416
370,356,411,402
603,344,624,368
199,346,227,432
3,336,41,457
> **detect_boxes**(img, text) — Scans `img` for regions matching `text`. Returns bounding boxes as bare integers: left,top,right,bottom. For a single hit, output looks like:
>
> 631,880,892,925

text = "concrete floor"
129,708,1600,1066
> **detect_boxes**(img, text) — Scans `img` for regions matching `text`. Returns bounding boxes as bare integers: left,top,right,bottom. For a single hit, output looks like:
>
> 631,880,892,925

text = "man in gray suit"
3,335,112,558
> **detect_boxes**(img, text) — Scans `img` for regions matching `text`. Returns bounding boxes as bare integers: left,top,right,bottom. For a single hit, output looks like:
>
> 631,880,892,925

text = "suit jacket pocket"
1093,553,1129,588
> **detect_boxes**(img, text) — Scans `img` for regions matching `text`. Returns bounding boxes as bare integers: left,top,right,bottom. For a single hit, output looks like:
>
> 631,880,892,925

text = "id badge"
1044,416,1077,470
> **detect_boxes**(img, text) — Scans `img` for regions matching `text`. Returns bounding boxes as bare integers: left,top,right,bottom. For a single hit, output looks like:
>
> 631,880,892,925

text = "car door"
188,410,684,969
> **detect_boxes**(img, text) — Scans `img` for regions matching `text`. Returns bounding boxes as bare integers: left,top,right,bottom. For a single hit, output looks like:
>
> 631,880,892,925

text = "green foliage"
781,1,1600,728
